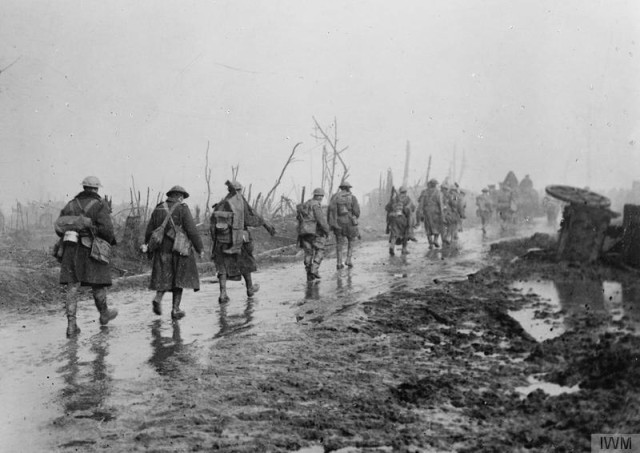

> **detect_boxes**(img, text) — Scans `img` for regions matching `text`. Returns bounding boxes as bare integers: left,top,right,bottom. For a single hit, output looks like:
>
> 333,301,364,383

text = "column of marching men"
54,177,366,338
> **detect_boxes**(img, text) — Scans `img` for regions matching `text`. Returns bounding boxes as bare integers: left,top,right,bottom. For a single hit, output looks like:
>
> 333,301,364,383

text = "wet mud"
1,221,639,452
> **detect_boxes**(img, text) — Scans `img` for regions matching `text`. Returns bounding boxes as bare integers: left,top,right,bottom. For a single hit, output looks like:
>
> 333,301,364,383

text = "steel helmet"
225,180,243,191
312,188,325,197
166,185,190,199
339,180,352,189
81,176,102,188
399,186,408,193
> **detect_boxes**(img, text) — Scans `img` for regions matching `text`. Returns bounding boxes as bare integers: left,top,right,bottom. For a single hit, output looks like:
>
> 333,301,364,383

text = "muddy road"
1,222,638,452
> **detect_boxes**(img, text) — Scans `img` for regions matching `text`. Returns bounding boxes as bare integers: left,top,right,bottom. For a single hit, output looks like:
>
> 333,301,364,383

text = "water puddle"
515,375,581,398
509,280,565,341
292,446,325,453
509,279,640,341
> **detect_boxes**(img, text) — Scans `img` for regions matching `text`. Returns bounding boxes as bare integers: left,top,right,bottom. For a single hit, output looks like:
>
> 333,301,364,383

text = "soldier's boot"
152,291,164,316
345,243,354,267
311,249,324,279
428,235,434,249
336,244,344,269
401,241,409,255
65,297,81,338
244,273,260,297
218,275,230,303
171,288,185,320
94,288,118,326
310,262,321,280
389,243,395,256
93,287,118,326
433,235,441,248
304,254,314,281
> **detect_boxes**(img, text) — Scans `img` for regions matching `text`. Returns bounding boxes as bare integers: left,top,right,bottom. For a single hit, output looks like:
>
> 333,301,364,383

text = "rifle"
295,186,306,247
385,186,397,234
242,192,276,236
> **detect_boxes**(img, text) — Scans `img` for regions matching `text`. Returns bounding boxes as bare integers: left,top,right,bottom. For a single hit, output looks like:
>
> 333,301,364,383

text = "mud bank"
70,236,637,452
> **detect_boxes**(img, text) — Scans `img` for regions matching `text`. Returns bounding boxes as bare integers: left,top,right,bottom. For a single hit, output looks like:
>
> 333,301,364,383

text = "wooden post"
402,140,410,188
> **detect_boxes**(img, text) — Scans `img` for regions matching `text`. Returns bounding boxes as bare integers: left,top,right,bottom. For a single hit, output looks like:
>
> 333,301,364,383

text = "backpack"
297,200,317,236
147,202,179,252
335,193,353,216
54,199,98,235
211,210,234,243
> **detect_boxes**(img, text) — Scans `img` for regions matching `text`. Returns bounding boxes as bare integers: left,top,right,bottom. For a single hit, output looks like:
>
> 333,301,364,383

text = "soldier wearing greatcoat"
297,188,331,281
144,185,203,320
56,176,118,338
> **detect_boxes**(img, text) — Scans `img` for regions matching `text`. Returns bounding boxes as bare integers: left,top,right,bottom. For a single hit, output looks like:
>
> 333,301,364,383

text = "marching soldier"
55,176,117,338
417,179,445,248
297,188,331,281
385,186,416,255
210,180,276,303
328,181,360,269
144,185,203,320
476,188,494,234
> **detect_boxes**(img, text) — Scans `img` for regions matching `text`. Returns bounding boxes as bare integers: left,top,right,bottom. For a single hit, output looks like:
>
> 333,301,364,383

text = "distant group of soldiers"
380,180,467,255
474,172,555,232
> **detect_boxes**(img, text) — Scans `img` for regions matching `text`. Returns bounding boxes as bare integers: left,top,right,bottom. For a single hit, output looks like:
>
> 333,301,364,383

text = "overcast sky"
1,0,639,211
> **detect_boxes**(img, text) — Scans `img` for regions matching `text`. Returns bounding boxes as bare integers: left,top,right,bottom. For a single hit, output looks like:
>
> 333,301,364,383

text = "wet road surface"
0,226,516,451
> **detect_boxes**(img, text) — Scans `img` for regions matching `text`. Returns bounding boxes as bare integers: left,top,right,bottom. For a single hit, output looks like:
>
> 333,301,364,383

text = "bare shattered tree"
312,116,350,197
203,141,213,223
259,142,302,216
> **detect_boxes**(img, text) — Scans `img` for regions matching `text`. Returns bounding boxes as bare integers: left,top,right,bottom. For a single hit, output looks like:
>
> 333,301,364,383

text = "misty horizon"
1,0,639,213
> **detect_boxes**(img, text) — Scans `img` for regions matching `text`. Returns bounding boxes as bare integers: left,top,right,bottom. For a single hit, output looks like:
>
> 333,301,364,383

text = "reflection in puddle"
215,298,254,339
509,281,565,342
291,446,325,453
603,281,624,322
57,332,113,419
510,279,639,341
515,375,580,398
148,320,185,376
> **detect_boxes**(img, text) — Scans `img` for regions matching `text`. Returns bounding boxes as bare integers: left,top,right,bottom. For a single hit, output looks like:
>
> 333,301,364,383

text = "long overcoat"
327,190,360,239
58,191,116,286
145,198,203,291
418,187,444,235
385,193,415,243
210,194,266,279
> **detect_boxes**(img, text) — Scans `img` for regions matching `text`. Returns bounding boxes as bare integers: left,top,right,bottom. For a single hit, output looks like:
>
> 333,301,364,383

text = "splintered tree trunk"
402,140,410,188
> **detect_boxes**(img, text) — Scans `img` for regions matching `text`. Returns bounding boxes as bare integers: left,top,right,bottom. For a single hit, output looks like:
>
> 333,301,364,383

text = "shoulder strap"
163,202,180,229
75,198,98,215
